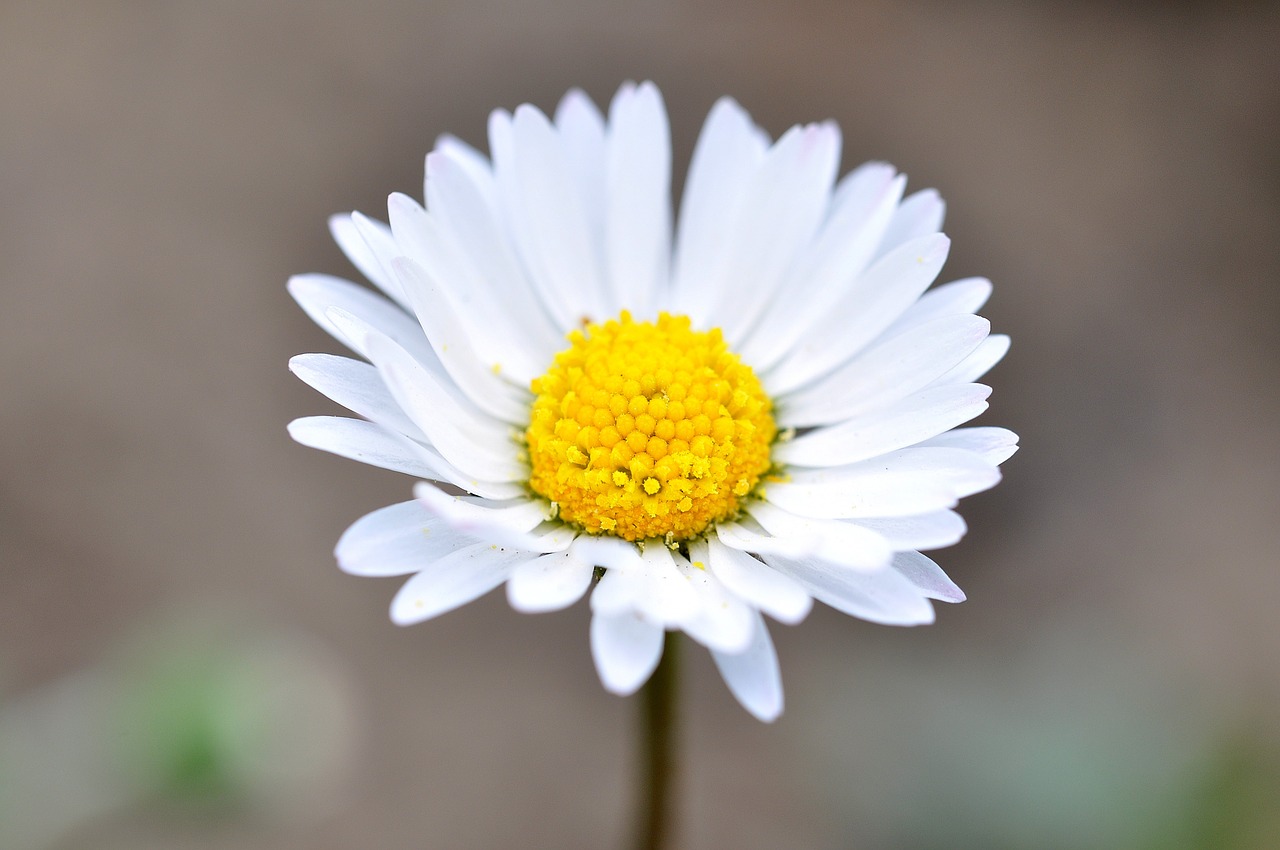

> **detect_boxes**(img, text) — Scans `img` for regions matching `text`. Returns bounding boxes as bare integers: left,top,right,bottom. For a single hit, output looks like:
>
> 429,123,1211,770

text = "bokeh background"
2,1,1278,848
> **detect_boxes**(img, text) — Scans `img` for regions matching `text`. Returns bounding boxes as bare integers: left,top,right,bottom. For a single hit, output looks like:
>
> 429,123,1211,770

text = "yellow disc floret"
525,312,776,542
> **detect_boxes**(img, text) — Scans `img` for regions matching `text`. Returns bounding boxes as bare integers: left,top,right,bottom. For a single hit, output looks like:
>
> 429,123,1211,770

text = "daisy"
287,82,1017,722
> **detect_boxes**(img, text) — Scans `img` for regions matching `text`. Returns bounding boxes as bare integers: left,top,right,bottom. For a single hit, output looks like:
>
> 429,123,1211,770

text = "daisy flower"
288,82,1017,722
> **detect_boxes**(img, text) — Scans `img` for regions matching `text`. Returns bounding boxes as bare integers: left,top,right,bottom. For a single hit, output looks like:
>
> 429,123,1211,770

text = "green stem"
635,631,680,850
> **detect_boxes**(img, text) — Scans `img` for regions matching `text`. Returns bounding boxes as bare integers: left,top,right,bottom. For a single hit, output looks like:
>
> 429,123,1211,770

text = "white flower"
288,82,1017,722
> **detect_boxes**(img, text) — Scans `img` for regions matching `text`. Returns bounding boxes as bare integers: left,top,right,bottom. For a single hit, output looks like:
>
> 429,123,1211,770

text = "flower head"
288,82,1017,721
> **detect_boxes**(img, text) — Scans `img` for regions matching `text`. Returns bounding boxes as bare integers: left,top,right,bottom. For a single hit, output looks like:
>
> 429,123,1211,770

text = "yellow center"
525,312,776,542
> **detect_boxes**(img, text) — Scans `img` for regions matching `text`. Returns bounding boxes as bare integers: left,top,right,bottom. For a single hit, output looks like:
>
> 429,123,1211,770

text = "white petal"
589,543,699,627
739,164,904,371
917,426,1020,465
289,353,424,441
708,122,842,345
891,550,965,603
671,97,768,319
711,611,783,722
329,213,410,309
764,447,1002,519
763,552,936,626
366,333,523,483
289,415,521,499
301,316,521,497
604,81,671,318
507,103,608,324
432,134,499,215
387,192,547,385
670,552,755,654
287,416,436,478
287,273,435,367
335,500,469,576
773,383,991,467
412,482,568,553
505,540,595,613
390,257,530,425
413,481,548,533
885,276,992,336
743,501,893,571
345,289,504,432
714,520,812,560
874,188,945,259
781,446,1000,491
290,417,514,499
389,542,527,625
765,233,951,394
698,537,812,625
930,334,1010,386
554,88,607,244
590,612,664,695
569,534,648,571
776,314,990,427
849,510,967,551
486,109,546,310
765,480,952,522
717,512,889,574
424,150,563,360
350,211,413,302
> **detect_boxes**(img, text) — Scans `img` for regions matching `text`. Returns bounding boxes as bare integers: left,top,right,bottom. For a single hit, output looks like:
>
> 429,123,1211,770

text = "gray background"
2,1,1278,848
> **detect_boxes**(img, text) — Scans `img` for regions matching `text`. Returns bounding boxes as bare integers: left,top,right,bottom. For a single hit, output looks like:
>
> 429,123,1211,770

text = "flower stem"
635,631,680,850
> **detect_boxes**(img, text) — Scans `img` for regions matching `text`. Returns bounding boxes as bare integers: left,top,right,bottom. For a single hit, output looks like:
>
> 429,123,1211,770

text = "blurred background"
2,1,1278,847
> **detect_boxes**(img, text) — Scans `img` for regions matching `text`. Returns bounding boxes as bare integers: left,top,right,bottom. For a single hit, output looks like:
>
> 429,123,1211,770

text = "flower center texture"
525,312,776,542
